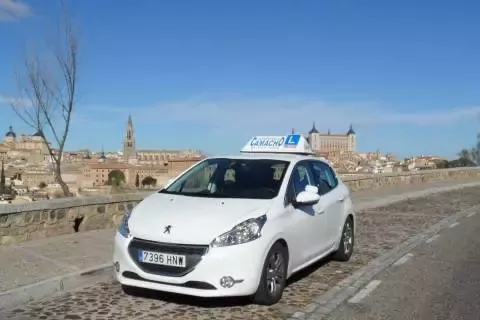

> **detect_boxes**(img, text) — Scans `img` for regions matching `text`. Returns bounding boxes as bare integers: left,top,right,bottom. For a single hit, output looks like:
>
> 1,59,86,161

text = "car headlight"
119,209,132,238
211,215,267,247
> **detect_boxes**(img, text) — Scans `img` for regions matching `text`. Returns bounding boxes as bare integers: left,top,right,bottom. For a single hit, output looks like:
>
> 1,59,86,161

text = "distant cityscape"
304,122,447,174
0,116,203,202
0,117,451,203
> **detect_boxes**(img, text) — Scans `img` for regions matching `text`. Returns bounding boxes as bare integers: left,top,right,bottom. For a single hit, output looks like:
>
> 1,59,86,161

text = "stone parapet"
0,192,151,245
0,167,479,245
342,167,480,191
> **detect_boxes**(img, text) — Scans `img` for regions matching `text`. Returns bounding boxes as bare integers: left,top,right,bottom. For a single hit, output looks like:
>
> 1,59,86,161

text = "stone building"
133,165,168,185
166,157,204,175
21,171,55,188
307,122,356,153
83,163,131,187
81,159,200,188
0,126,50,163
122,116,202,164
0,145,7,162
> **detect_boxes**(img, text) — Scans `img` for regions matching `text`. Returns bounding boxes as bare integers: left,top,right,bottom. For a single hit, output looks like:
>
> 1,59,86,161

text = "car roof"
203,152,331,166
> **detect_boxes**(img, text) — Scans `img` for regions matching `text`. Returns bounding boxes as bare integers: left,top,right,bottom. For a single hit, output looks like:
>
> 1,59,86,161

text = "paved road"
327,206,480,320
2,186,480,320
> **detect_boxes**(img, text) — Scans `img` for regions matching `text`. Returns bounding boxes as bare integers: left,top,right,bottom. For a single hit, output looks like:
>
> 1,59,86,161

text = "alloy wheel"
266,250,286,295
343,220,354,255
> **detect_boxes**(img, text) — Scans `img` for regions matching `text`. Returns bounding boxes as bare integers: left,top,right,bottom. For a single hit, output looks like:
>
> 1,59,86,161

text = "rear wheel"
332,217,354,262
252,242,288,305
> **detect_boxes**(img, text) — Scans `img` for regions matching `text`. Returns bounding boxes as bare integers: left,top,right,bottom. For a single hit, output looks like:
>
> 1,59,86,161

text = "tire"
252,242,288,306
332,216,354,262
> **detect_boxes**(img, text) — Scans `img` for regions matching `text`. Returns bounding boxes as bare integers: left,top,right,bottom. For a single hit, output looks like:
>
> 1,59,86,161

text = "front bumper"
113,232,267,297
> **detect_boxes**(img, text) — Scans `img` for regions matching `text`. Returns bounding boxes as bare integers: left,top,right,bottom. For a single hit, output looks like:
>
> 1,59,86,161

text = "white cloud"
90,96,480,135
0,94,32,108
0,0,32,21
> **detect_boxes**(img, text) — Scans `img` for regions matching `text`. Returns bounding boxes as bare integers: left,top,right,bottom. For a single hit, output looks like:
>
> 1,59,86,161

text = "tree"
457,147,479,166
135,173,140,188
470,147,479,165
433,159,450,169
458,148,470,161
142,176,157,187
9,0,79,197
0,161,5,194
107,170,126,187
476,133,480,164
449,158,476,168
38,181,47,189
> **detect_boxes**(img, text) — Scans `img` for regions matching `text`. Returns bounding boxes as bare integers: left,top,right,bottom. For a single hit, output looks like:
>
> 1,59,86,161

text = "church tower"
123,115,136,161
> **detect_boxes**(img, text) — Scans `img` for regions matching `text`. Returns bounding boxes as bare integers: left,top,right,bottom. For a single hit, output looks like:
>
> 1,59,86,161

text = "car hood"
128,192,273,245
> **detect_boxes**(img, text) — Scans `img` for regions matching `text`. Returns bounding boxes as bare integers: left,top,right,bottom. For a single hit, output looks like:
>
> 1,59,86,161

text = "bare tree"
10,1,78,197
458,148,471,161
470,147,479,165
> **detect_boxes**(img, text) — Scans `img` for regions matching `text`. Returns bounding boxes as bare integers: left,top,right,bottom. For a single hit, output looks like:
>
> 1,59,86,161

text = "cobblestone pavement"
3,186,480,320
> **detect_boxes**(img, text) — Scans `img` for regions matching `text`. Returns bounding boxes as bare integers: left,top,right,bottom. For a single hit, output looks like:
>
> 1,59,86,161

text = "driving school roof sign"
240,134,314,155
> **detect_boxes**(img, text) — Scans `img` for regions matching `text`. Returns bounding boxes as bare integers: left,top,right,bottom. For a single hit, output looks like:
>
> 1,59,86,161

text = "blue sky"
1,0,479,159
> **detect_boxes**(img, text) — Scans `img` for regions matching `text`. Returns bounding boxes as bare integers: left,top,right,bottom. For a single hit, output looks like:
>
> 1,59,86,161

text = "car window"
289,162,315,198
181,163,218,192
161,158,290,199
310,161,338,195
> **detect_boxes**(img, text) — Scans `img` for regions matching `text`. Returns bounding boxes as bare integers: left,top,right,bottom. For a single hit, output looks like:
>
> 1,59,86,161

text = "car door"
308,160,345,249
284,161,329,267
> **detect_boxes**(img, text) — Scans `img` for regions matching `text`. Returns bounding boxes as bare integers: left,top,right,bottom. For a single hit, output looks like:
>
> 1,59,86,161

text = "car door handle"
317,209,325,215
339,196,345,202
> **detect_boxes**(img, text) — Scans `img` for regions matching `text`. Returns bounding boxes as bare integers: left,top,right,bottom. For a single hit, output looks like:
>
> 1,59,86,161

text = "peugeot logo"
164,225,172,234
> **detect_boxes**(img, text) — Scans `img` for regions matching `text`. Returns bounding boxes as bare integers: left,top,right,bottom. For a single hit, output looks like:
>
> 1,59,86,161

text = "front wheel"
332,217,354,262
252,242,288,306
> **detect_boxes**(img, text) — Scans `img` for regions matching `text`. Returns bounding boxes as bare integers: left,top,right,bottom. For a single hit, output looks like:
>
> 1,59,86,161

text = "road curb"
0,263,114,311
290,205,480,320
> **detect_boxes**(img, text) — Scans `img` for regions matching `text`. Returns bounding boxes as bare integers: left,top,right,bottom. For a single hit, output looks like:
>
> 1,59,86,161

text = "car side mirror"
294,185,321,206
305,185,319,194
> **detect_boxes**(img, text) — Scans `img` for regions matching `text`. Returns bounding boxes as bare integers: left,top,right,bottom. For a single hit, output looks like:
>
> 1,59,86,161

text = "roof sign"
240,134,314,155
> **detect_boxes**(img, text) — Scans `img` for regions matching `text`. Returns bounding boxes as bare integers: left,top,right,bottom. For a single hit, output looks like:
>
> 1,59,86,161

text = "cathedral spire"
124,115,136,161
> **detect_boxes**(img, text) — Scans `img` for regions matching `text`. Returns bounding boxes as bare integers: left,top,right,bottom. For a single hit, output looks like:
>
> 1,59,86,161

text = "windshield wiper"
158,189,227,198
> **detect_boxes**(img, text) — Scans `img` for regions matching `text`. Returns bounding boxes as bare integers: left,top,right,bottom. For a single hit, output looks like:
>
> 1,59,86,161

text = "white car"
113,134,355,305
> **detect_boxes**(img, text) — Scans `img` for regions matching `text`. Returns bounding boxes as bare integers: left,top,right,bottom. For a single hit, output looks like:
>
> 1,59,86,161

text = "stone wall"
0,193,148,245
342,167,480,191
0,167,479,245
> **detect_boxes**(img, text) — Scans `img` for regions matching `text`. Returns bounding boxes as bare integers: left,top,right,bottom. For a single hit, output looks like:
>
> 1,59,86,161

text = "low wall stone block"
0,167,479,245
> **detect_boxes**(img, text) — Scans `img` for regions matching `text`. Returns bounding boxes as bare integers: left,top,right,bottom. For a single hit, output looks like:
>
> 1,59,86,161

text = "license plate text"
138,250,186,268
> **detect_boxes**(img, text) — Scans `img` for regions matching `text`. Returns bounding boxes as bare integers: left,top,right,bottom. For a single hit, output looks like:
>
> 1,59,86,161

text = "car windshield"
159,158,290,199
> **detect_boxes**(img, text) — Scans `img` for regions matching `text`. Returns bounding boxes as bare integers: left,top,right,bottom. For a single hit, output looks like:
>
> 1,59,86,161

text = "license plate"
138,250,186,268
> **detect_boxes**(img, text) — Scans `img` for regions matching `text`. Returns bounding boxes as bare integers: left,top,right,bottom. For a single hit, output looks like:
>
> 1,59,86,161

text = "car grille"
128,238,209,277
122,271,217,290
